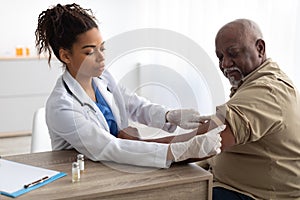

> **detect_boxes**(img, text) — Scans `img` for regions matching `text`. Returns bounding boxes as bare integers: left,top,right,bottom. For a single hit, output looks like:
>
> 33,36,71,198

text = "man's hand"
117,126,141,140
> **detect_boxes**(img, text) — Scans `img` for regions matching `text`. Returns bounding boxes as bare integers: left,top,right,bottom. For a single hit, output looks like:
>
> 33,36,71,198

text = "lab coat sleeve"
101,70,177,132
119,84,177,132
46,95,170,168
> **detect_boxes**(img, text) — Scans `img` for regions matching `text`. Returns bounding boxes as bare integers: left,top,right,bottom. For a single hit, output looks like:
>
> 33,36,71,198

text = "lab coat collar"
62,70,97,109
62,70,121,132
92,74,122,128
62,70,111,131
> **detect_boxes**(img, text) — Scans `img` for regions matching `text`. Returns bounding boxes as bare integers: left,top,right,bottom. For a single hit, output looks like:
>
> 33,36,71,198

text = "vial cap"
72,162,79,168
77,154,84,159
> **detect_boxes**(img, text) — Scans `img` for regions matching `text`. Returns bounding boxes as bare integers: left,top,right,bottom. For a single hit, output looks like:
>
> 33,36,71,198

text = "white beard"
223,67,244,88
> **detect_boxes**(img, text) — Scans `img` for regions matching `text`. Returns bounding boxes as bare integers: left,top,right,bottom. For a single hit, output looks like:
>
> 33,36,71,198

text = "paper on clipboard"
0,158,66,198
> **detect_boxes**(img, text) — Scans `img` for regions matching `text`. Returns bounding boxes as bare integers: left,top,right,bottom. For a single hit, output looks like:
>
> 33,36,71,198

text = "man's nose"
221,56,233,69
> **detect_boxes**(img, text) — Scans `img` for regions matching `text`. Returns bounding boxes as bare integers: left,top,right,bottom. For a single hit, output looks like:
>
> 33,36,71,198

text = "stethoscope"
62,77,97,113
62,76,113,113
62,76,116,131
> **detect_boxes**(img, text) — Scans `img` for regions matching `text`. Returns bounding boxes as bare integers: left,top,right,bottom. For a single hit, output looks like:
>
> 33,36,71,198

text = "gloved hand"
170,125,226,162
166,109,201,129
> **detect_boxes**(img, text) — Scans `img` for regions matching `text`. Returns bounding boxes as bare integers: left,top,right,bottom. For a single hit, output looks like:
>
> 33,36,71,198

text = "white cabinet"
0,58,62,136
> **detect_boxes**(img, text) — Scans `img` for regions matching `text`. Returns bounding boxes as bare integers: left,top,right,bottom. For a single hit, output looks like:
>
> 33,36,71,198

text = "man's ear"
59,48,71,64
256,39,265,58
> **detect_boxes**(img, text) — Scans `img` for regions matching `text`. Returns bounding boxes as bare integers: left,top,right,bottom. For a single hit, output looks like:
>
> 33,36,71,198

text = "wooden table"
1,150,212,200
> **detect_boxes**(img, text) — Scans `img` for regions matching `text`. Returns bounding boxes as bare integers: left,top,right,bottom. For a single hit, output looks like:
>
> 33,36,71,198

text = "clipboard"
0,158,66,198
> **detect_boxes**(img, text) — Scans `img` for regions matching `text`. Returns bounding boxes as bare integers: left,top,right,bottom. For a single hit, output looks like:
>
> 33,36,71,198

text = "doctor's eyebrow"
82,41,105,49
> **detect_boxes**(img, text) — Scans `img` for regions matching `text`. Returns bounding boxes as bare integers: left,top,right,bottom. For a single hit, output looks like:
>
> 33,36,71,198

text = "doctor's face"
66,28,105,79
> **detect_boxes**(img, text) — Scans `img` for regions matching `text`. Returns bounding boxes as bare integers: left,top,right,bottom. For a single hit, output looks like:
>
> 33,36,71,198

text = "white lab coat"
46,70,176,168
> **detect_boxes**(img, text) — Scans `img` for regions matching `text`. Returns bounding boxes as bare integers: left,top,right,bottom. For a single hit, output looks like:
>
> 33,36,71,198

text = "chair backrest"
30,107,52,153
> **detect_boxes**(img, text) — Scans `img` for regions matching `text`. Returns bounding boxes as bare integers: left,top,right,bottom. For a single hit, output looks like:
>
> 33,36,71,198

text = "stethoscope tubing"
62,77,97,113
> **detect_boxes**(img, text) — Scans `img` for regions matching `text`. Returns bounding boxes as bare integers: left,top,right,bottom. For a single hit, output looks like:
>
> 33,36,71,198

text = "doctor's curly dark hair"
35,3,98,65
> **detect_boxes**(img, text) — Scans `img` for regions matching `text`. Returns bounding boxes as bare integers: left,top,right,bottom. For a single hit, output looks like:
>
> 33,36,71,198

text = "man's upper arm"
220,120,236,151
196,118,236,151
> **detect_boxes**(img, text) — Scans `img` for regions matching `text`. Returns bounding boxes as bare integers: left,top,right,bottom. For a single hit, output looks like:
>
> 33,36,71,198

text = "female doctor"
35,3,224,168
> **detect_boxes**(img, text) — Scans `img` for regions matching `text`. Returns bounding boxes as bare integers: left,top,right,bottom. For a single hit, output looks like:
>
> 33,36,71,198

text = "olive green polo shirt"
210,59,300,199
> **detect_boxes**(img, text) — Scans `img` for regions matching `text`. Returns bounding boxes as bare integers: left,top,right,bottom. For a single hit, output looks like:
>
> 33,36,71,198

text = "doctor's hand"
117,126,141,141
166,109,201,129
169,125,225,162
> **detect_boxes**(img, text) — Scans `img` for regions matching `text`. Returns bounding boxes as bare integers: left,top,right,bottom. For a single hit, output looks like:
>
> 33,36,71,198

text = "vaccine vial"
72,162,80,183
77,154,85,173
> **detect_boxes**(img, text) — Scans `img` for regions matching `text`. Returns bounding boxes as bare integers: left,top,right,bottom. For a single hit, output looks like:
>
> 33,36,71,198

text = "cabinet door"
0,58,62,135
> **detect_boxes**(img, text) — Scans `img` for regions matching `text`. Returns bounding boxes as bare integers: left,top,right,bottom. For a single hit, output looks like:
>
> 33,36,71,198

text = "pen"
24,176,49,189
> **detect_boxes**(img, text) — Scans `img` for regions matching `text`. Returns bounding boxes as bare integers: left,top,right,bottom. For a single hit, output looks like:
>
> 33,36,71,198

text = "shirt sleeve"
217,81,284,145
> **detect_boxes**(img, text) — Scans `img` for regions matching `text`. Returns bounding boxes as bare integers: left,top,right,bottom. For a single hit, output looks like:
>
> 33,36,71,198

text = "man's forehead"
216,28,240,44
216,23,247,46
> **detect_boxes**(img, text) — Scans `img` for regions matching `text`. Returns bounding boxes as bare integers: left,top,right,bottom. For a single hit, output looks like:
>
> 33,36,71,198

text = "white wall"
1,0,299,78
0,0,299,134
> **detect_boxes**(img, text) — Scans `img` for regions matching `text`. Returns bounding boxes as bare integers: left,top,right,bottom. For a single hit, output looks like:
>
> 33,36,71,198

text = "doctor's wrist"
117,127,141,141
167,145,175,162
